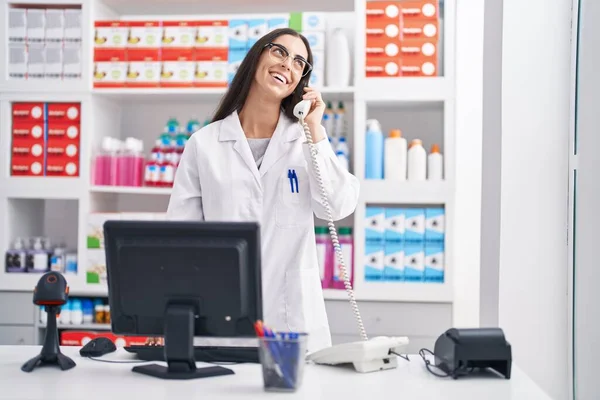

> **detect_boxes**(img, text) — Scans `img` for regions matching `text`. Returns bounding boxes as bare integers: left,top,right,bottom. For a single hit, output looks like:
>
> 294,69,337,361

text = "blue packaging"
424,244,444,283
365,119,384,179
364,244,384,281
425,208,445,245
365,206,385,245
227,49,246,84
247,19,268,49
268,17,289,32
405,208,425,244
403,244,424,282
82,299,94,323
384,208,405,244
228,20,248,50
383,243,404,281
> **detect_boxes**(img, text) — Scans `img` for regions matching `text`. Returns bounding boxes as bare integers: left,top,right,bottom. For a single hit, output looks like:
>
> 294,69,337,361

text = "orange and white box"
12,103,45,121
366,21,402,58
193,52,228,88
94,21,129,48
11,157,44,176
47,103,81,122
127,21,162,49
46,158,79,177
194,20,229,49
12,120,44,140
400,39,437,62
366,1,401,26
161,21,195,48
93,48,127,88
160,48,195,87
366,57,401,78
401,18,439,40
126,48,161,87
400,0,439,20
400,54,437,76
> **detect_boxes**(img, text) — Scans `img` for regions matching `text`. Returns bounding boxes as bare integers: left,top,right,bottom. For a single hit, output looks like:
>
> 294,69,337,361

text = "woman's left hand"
302,87,326,142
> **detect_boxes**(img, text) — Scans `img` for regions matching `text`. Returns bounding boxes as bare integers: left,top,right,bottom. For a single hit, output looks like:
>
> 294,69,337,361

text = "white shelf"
357,78,452,104
2,177,84,200
0,80,89,95
39,323,112,331
92,86,355,102
360,180,450,205
90,185,172,196
324,283,451,303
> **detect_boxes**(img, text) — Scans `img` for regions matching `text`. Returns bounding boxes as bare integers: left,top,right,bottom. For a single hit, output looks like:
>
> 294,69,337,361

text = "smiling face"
253,34,310,101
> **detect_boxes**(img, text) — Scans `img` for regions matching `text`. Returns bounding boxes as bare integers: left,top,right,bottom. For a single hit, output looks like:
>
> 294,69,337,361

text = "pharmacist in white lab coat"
166,28,359,353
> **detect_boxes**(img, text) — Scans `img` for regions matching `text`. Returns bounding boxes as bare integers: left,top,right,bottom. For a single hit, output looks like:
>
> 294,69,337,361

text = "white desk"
0,346,550,400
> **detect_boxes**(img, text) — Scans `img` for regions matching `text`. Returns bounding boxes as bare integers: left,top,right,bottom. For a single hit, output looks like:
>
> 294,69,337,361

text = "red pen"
254,320,264,337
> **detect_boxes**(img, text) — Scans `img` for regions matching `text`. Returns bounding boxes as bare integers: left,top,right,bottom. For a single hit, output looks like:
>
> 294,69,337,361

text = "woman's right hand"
145,337,164,346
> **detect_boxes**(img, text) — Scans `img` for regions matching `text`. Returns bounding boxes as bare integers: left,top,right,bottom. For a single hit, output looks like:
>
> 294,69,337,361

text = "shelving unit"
0,0,485,334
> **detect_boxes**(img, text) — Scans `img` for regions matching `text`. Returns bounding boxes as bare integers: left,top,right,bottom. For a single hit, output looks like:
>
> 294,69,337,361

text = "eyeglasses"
264,43,312,77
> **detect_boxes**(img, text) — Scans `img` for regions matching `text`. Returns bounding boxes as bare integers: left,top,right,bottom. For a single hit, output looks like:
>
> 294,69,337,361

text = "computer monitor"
103,220,262,380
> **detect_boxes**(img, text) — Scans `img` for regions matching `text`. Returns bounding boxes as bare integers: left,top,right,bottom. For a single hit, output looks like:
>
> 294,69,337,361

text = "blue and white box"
425,208,445,245
302,31,325,51
268,17,289,32
365,207,385,245
311,50,324,71
302,12,326,31
425,244,444,283
228,20,248,50
364,244,384,281
405,208,425,244
384,243,404,281
403,244,424,282
227,49,246,84
247,19,268,49
309,68,324,87
385,208,405,244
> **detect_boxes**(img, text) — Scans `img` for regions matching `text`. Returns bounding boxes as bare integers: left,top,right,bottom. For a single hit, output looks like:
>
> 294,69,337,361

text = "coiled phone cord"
299,117,369,342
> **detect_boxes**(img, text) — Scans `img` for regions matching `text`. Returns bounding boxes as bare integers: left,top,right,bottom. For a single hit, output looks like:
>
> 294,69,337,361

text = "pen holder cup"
258,334,308,392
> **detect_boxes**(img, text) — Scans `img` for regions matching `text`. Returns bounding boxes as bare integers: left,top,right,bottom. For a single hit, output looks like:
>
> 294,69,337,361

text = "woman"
166,28,360,353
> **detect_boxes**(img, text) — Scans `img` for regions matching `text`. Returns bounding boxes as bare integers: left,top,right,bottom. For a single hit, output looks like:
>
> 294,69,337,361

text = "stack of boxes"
365,0,440,78
7,6,82,81
364,206,444,282
93,20,229,88
289,12,326,87
11,102,81,177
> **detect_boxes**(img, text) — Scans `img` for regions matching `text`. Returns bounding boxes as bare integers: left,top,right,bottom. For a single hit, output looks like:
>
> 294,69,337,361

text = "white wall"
500,1,571,399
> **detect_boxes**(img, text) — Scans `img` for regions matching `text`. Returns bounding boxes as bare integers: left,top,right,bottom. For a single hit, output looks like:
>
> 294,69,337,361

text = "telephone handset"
293,100,409,373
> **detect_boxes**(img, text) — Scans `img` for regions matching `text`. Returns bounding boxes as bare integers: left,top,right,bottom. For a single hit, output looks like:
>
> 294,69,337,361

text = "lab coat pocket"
284,268,329,335
276,166,311,228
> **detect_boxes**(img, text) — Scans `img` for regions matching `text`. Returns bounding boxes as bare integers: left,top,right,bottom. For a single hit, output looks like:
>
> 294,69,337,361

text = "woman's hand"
301,87,327,143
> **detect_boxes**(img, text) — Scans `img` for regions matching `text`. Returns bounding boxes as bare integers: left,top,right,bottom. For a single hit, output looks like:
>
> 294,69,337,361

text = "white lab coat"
166,110,360,353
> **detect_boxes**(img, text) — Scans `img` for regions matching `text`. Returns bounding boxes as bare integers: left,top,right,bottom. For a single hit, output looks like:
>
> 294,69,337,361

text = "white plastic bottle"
384,129,407,180
326,28,351,87
427,144,443,180
336,150,349,171
407,139,427,181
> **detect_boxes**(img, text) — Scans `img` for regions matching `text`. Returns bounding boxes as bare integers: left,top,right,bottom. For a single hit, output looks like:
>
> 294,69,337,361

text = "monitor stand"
132,304,234,380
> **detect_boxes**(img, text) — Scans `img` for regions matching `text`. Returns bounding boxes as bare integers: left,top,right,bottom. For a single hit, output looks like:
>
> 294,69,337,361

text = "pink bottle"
92,137,114,186
130,139,145,187
332,227,353,290
115,139,130,187
315,227,333,288
119,138,145,187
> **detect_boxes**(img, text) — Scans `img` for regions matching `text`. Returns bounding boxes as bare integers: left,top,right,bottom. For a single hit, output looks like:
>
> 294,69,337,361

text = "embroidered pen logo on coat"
288,169,299,193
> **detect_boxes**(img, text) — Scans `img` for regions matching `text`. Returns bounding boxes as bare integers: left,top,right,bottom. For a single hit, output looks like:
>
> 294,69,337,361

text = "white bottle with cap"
407,139,427,181
384,129,407,180
326,28,351,87
427,144,443,180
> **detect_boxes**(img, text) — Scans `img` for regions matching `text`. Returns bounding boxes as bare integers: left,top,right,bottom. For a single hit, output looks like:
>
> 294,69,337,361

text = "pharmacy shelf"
324,283,451,303
90,185,172,196
0,80,89,95
38,323,112,331
360,180,450,205
1,177,84,200
92,86,355,102
357,77,452,104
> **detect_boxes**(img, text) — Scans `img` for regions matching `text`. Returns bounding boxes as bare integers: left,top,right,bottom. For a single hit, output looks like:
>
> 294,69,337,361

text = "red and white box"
127,20,162,49
12,139,44,160
12,120,45,140
400,1,439,20
194,20,229,50
47,103,81,122
11,158,44,176
47,121,80,163
160,48,195,87
366,57,401,78
194,52,228,88
94,21,129,48
93,48,127,88
46,121,80,140
401,18,439,40
46,158,79,177
126,48,161,87
161,21,195,48
12,103,45,121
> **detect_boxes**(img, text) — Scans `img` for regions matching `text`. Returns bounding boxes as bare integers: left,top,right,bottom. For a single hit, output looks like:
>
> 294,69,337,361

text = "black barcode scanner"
21,272,76,372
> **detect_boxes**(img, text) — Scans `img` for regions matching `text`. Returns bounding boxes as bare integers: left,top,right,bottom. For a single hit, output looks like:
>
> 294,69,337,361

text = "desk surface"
0,346,550,400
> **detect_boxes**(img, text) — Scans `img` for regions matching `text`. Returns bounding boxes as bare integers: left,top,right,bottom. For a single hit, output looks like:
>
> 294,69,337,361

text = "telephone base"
306,336,409,373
